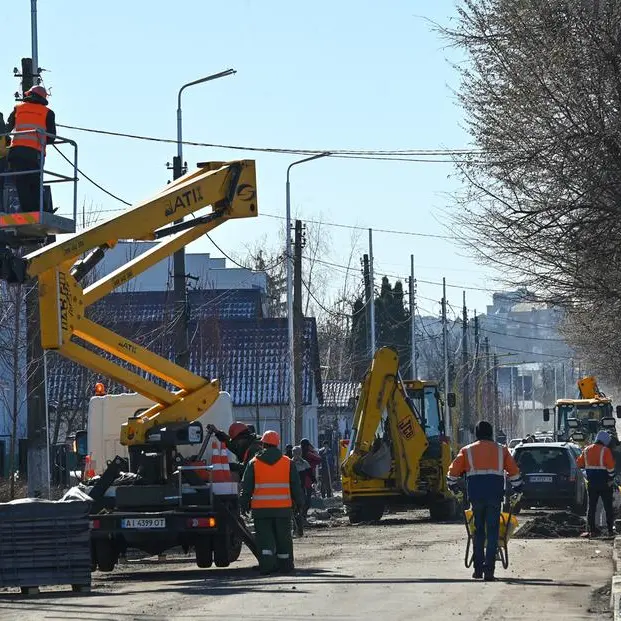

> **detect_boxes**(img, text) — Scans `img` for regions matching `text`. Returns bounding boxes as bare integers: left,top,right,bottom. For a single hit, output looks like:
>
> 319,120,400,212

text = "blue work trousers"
472,500,501,571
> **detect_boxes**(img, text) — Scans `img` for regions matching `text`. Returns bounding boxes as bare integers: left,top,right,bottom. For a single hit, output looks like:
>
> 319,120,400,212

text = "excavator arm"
341,347,429,494
0,160,258,446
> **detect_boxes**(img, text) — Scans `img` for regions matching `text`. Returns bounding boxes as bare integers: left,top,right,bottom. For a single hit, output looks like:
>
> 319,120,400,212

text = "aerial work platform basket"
0,129,77,245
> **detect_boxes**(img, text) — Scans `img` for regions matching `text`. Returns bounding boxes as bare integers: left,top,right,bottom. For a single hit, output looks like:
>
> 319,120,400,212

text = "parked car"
512,442,586,515
508,438,522,451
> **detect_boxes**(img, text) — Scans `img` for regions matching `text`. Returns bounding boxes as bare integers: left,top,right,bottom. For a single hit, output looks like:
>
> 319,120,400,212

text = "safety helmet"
25,85,48,100
475,420,494,440
228,421,249,440
261,430,280,447
596,430,611,446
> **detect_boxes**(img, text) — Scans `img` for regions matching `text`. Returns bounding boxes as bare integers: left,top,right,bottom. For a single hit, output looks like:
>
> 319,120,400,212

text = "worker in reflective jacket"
6,85,56,212
240,430,304,575
207,421,263,477
576,430,617,538
447,420,522,582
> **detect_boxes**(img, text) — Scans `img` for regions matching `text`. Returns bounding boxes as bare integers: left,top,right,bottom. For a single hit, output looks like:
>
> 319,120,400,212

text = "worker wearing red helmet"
240,430,304,575
206,421,263,476
6,85,56,213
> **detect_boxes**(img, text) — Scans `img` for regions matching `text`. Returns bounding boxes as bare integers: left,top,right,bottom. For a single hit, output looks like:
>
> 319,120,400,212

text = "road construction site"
0,508,613,621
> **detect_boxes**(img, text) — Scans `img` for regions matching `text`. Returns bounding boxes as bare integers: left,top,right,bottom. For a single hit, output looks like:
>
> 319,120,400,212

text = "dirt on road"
0,513,613,621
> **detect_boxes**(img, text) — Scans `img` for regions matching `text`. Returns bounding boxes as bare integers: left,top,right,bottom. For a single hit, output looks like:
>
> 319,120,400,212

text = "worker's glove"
510,492,523,507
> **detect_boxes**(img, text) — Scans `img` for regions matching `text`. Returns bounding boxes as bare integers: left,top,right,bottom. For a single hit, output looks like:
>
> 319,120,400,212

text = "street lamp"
172,69,236,369
285,152,330,445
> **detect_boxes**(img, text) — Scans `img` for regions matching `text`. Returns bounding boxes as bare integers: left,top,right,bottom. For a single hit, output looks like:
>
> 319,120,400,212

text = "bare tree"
440,0,621,387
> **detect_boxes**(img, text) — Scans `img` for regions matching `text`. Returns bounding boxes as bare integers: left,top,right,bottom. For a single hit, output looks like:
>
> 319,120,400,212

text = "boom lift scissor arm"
0,160,258,446
341,347,429,494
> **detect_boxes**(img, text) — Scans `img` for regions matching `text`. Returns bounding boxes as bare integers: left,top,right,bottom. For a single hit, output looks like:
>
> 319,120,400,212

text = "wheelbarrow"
462,495,520,570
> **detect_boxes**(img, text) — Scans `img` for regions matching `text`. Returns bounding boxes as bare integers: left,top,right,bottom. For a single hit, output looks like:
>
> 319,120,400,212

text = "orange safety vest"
251,455,293,510
11,102,48,153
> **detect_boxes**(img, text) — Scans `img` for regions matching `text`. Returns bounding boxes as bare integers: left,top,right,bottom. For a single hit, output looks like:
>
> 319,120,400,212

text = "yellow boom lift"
543,375,621,445
0,151,259,571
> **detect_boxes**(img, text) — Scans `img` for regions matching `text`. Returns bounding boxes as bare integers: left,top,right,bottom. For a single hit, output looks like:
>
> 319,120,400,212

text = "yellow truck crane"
341,347,457,523
0,157,259,571
543,376,621,445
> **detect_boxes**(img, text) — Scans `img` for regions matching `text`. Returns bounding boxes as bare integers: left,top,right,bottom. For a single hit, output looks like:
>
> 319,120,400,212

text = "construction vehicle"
341,347,457,523
72,391,235,482
543,376,621,445
0,137,259,571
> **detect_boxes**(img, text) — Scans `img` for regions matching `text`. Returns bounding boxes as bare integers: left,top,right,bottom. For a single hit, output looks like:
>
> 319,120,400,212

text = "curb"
610,536,621,620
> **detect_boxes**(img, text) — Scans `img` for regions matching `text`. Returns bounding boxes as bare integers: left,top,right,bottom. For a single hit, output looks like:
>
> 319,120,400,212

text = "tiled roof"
48,315,322,409
321,381,359,409
89,289,263,323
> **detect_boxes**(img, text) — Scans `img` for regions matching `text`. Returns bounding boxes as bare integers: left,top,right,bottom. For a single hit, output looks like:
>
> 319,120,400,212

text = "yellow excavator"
341,347,457,523
0,149,260,571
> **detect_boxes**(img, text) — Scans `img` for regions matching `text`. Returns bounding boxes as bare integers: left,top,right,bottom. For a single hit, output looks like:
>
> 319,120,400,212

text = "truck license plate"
529,475,553,483
121,518,166,529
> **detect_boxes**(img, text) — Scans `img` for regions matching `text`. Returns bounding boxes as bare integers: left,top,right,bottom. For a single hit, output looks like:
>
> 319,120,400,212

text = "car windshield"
514,447,571,475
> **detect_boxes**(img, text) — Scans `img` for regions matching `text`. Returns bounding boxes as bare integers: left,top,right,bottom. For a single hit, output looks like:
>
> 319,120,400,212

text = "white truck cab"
82,391,235,475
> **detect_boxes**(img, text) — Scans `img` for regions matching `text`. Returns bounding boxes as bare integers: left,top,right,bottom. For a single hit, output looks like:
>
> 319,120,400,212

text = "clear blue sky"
3,0,498,317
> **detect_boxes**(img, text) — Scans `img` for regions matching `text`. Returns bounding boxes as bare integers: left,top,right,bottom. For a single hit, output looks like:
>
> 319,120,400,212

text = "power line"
57,122,481,160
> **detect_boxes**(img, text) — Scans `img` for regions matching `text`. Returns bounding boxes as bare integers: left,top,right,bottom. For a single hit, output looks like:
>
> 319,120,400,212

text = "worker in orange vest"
447,420,523,582
576,430,617,538
207,421,263,477
240,430,304,575
6,85,56,212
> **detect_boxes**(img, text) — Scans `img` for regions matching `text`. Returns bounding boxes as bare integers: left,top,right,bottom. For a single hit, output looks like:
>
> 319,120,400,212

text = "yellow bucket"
465,509,518,542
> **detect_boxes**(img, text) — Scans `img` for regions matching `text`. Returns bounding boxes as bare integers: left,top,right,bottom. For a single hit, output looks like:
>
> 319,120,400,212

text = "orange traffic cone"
210,441,238,496
84,454,96,480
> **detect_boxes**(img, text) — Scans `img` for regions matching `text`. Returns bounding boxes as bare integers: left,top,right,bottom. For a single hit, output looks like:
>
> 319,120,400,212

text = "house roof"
89,289,264,323
321,380,359,409
48,315,323,409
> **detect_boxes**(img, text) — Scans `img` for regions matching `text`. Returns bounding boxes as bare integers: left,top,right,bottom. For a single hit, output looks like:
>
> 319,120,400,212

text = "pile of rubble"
514,511,586,539
305,495,348,528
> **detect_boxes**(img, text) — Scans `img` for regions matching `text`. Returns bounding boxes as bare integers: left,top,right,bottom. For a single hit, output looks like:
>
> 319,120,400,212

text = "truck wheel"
347,501,384,524
228,533,242,563
195,537,213,568
429,498,457,522
214,533,231,568
94,540,117,572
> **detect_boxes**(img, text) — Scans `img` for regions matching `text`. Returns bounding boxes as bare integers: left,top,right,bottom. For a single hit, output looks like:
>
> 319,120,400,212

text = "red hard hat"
228,422,249,440
25,85,48,99
261,430,280,447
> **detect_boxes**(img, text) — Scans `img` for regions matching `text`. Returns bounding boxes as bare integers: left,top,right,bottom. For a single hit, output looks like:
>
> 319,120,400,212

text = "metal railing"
0,129,78,223
168,464,215,508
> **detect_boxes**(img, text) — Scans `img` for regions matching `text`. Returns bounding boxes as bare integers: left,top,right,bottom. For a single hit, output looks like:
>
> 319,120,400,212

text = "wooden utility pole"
409,255,418,379
473,311,480,421
293,220,304,441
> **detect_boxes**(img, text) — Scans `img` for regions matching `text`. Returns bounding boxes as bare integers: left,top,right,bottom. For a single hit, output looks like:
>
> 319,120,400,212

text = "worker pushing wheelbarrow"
462,493,521,571
447,421,524,582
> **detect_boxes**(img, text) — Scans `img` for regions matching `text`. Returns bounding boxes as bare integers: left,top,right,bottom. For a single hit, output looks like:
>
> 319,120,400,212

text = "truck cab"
77,391,235,477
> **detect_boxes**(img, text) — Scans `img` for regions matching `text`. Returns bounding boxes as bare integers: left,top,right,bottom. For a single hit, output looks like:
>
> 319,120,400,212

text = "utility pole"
441,278,451,438
15,53,48,497
562,362,567,397
363,254,372,356
409,255,418,379
461,291,470,440
473,311,480,421
368,229,376,358
293,220,304,441
484,337,491,420
509,368,514,438
493,352,499,437
553,364,558,402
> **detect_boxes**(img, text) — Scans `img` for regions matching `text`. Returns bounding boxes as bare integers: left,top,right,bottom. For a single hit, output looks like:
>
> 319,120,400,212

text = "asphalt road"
0,515,613,621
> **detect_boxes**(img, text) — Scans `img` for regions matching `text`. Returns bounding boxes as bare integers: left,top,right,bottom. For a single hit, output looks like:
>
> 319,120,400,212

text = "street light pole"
172,69,236,368
285,152,330,445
